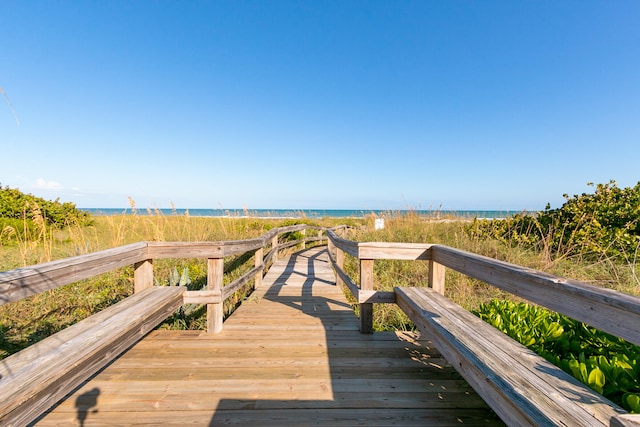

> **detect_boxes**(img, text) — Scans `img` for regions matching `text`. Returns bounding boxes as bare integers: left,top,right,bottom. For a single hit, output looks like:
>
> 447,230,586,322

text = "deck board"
36,246,503,426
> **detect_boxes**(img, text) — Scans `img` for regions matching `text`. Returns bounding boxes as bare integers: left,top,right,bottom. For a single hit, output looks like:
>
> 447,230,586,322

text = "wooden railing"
0,224,330,425
326,229,640,426
0,224,326,333
326,229,640,345
4,224,640,426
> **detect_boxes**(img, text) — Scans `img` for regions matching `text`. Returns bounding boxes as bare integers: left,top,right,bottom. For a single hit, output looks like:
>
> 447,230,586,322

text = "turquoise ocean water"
81,208,521,219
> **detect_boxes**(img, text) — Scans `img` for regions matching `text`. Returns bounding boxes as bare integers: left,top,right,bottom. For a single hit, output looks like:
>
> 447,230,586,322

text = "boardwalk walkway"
37,246,502,426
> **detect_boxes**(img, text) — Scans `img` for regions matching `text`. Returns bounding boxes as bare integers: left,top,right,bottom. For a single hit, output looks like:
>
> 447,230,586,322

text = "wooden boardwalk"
36,247,502,426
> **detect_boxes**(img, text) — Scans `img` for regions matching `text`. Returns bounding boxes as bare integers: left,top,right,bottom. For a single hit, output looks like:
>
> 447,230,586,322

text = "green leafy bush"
475,300,640,412
467,181,640,261
0,184,92,228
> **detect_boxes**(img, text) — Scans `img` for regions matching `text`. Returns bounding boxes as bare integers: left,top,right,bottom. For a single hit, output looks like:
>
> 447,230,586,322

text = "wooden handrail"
0,242,149,305
326,229,640,346
0,225,327,334
431,244,640,346
7,222,639,344
5,224,640,425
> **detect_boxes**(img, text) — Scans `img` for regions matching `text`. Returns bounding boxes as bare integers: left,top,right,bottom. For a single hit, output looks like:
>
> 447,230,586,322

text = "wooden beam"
359,259,374,334
0,286,185,426
431,245,640,347
183,290,222,304
134,259,154,293
359,290,395,304
612,415,640,427
271,235,279,263
207,258,224,334
428,259,445,295
358,242,432,260
326,229,359,258
395,286,624,426
146,241,224,259
335,248,344,288
0,242,148,305
254,247,263,288
221,265,263,300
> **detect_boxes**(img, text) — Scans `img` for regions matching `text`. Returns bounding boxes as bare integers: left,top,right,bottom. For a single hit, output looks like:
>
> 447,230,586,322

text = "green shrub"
0,184,92,228
468,181,640,262
475,300,640,412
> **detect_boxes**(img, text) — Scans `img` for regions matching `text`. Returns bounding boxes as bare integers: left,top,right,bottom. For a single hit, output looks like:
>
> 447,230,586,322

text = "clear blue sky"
2,1,639,211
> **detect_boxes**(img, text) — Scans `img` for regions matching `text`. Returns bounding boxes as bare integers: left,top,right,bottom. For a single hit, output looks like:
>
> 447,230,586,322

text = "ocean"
80,208,521,220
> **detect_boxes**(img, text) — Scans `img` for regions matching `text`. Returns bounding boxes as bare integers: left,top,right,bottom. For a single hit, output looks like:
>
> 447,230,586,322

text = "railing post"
318,230,323,245
207,257,224,334
301,229,306,249
134,259,153,293
360,258,374,334
271,235,279,262
429,260,445,295
335,248,344,288
255,247,263,288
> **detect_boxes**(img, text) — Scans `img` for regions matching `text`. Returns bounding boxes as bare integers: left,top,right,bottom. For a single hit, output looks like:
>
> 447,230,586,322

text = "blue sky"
2,1,639,211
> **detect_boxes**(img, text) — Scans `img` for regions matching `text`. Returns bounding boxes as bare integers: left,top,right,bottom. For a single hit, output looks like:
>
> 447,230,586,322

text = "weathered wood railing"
0,224,325,425
326,229,640,426
326,229,640,344
1,224,325,331
4,224,640,426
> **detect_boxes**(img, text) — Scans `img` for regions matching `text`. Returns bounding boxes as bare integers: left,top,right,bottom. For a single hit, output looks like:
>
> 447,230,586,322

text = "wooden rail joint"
183,289,222,304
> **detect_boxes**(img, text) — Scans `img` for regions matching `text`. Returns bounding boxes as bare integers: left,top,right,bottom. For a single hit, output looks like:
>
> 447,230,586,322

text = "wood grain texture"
0,225,320,307
254,247,264,288
37,247,502,426
359,259,374,334
0,242,148,305
428,260,445,295
431,244,640,347
612,414,640,427
358,242,432,260
183,289,222,304
326,229,359,258
395,286,626,427
207,258,224,334
0,286,185,426
133,259,153,293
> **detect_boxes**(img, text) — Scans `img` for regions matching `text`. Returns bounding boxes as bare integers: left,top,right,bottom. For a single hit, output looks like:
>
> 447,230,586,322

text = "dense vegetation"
465,181,640,412
344,181,640,412
468,180,640,265
475,300,640,412
0,184,92,245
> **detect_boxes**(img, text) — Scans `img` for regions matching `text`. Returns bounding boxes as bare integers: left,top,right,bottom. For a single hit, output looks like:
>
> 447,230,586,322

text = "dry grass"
0,213,355,358
1,209,637,355
342,212,639,331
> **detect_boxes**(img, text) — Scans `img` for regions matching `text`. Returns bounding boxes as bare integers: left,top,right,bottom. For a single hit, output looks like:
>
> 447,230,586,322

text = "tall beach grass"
1,209,637,357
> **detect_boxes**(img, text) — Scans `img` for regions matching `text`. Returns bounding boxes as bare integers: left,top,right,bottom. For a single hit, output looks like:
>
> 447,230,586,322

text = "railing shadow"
207,247,496,426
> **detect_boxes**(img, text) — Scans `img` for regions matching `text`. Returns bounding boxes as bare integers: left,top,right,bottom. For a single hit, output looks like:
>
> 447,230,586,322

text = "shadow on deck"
37,247,503,426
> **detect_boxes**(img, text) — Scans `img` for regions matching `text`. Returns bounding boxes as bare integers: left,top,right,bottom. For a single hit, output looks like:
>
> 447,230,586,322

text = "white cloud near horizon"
35,178,63,190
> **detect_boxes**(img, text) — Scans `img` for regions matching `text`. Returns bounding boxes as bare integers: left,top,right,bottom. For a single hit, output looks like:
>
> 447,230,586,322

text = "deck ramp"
36,246,502,426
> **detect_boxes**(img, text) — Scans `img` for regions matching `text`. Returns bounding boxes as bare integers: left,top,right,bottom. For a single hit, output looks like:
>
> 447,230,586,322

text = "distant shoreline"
80,208,523,220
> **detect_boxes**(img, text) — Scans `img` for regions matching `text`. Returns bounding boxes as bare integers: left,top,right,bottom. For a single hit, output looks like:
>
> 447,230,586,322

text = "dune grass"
0,213,356,358
341,212,640,332
1,210,637,358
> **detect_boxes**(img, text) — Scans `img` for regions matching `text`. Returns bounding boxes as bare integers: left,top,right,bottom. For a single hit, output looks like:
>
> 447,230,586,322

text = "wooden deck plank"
37,247,502,426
